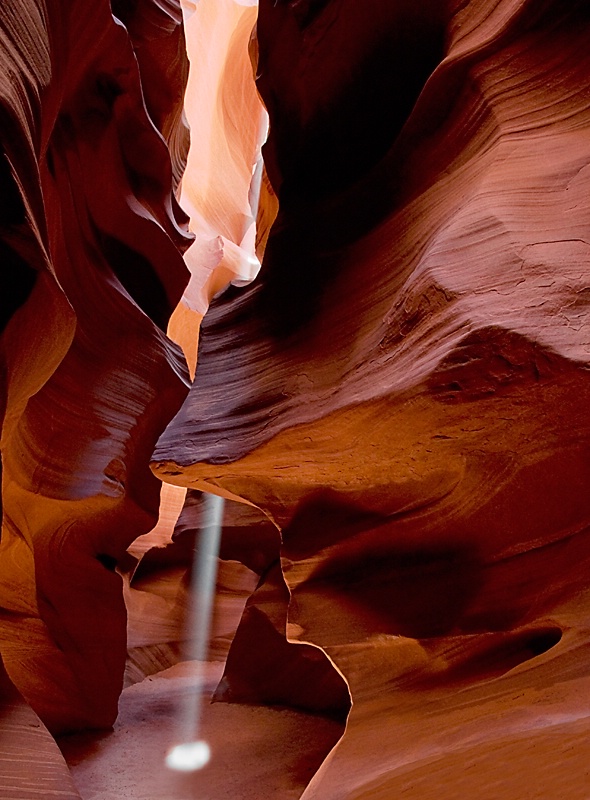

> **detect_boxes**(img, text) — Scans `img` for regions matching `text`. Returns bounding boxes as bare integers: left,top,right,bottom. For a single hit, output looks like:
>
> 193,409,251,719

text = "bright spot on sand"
166,740,211,772
164,493,224,773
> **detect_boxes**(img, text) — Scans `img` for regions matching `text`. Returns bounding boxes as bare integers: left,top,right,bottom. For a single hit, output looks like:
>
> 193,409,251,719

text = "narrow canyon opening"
2,1,590,799
56,2,349,797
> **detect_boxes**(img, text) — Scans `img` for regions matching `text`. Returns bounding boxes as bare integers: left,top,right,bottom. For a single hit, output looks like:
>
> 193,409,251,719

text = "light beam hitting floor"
166,492,225,772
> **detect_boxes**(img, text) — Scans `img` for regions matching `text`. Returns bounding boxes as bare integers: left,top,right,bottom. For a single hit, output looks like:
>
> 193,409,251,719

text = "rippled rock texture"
154,0,590,796
0,0,191,734
0,654,82,798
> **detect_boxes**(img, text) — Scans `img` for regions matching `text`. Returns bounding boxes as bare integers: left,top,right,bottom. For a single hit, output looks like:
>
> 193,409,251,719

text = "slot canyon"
1,0,590,797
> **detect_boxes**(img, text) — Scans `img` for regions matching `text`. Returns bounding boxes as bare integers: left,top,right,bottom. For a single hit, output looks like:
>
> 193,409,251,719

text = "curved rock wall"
3,0,590,794
0,654,82,797
154,0,590,795
0,0,191,733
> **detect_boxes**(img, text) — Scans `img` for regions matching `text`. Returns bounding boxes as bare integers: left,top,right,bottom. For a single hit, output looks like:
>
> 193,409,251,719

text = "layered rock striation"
154,0,590,796
0,0,191,734
2,0,590,795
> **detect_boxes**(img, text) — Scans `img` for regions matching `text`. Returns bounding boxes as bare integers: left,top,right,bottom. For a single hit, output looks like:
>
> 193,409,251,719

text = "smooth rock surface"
3,0,590,797
153,1,590,797
0,0,191,733
0,657,81,798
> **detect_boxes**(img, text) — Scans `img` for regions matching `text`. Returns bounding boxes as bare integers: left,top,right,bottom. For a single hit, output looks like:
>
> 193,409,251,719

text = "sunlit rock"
3,0,590,796
178,0,276,316
154,0,590,796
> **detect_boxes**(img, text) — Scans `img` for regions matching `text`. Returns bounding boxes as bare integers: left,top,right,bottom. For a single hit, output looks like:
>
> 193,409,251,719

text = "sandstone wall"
0,0,191,733
154,1,590,796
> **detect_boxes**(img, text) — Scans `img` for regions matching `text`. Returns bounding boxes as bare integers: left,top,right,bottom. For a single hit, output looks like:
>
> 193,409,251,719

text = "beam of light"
166,492,225,772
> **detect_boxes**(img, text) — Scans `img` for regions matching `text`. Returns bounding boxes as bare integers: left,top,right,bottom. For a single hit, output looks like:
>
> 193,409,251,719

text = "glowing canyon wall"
155,0,590,797
2,0,590,797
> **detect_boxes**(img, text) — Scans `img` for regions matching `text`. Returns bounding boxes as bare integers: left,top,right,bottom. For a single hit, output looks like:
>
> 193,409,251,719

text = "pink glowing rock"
3,0,590,796
179,0,275,316
154,0,590,796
